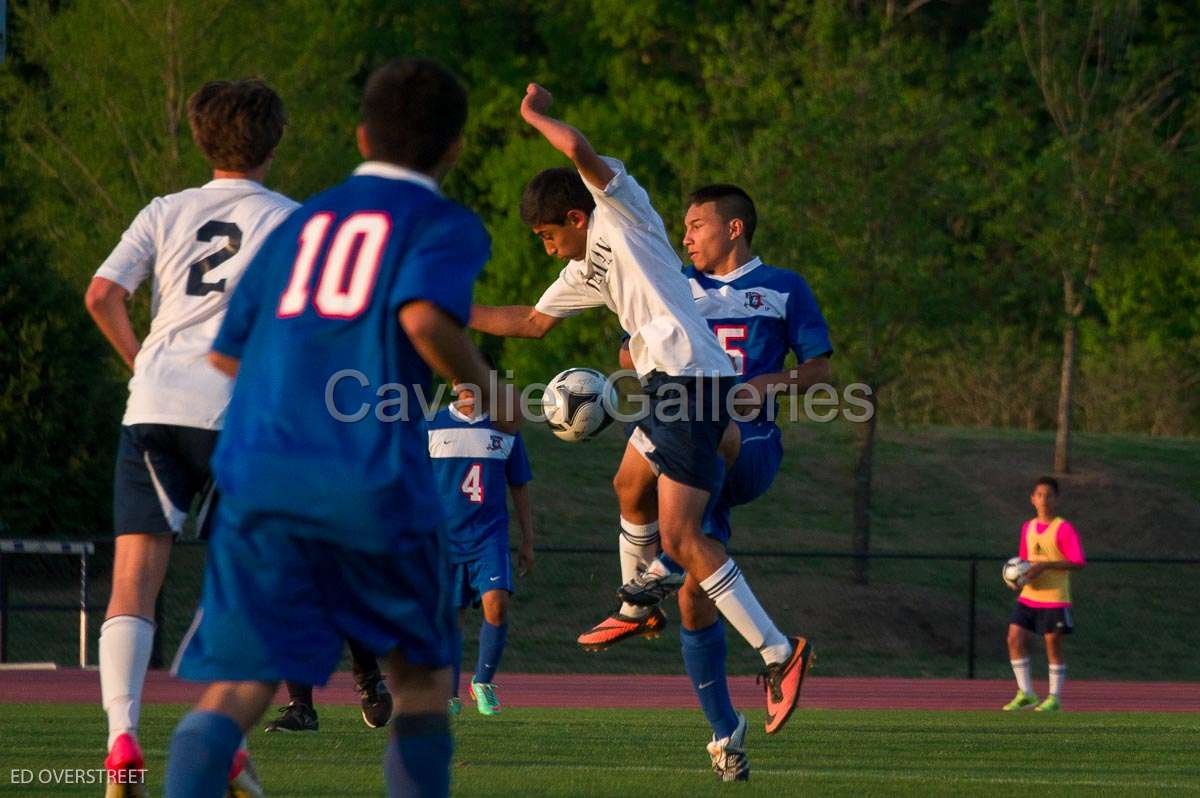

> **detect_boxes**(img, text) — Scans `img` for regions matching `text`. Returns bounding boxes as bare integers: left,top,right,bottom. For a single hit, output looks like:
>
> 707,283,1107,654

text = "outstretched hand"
521,83,553,120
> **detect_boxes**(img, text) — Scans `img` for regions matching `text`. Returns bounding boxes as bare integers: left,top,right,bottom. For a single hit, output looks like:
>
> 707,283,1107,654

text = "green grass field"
0,704,1196,796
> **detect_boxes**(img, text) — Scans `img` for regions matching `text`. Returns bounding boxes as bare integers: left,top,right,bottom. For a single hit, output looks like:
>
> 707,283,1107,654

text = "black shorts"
629,373,736,493
113,423,219,537
1010,602,1074,635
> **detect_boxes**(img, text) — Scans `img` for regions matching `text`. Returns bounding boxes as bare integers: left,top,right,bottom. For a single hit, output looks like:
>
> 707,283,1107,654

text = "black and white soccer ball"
542,367,616,443
1002,557,1031,591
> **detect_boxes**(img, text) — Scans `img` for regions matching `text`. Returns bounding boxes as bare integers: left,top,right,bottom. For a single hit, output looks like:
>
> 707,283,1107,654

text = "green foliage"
0,0,1197,535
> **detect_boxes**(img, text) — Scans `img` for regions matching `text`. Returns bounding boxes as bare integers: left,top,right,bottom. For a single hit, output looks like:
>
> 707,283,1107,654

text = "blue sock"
385,714,452,798
658,553,685,575
681,621,738,740
452,624,462,698
164,710,243,798
474,621,507,685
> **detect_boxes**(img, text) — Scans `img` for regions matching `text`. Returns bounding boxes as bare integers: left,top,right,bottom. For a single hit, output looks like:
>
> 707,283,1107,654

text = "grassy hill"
493,421,1200,681
6,421,1198,681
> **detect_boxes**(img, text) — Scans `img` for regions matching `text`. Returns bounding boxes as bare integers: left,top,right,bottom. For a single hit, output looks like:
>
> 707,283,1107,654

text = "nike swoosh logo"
698,680,715,689
490,576,501,581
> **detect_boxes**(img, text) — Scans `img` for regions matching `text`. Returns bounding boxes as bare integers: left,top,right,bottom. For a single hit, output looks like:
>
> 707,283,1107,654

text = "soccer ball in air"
1002,557,1031,591
543,367,616,442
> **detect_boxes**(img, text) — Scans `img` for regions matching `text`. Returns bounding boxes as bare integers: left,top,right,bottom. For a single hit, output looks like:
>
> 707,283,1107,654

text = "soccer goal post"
0,539,95,668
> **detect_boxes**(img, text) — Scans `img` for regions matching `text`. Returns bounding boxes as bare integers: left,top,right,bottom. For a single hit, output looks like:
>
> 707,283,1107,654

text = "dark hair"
520,167,596,227
1035,476,1060,496
687,184,758,244
361,58,467,171
187,79,285,172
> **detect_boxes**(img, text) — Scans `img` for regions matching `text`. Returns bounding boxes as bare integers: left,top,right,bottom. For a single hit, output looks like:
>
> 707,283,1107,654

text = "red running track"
1,670,1198,712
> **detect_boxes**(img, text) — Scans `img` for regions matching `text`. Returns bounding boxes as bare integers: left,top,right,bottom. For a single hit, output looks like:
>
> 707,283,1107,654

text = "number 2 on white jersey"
714,324,748,376
460,463,484,503
277,211,391,319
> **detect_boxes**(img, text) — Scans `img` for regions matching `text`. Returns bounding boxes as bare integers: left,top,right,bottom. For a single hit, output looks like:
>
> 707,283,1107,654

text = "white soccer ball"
542,367,616,443
1002,557,1031,591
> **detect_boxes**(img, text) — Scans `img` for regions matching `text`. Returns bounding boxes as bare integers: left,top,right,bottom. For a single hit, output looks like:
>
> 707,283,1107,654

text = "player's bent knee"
481,590,509,624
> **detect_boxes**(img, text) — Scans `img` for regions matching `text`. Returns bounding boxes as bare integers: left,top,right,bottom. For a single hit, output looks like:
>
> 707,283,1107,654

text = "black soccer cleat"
357,671,393,729
617,568,686,607
264,701,319,733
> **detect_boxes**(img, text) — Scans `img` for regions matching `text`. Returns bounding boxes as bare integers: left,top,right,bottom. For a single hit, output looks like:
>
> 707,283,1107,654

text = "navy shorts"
629,373,736,494
173,503,456,686
1010,602,1074,635
450,533,513,610
704,421,783,545
113,424,219,537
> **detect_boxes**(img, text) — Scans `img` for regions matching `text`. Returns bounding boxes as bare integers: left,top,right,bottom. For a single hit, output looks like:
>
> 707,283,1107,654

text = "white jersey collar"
705,256,763,284
354,161,440,194
448,402,486,424
201,178,266,191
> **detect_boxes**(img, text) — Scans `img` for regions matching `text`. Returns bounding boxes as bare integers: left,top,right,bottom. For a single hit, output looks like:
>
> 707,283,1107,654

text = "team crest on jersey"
487,435,504,451
744,291,764,310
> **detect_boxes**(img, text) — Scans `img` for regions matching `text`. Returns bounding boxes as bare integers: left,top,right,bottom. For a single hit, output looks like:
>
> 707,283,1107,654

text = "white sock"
99,615,155,749
618,518,658,618
1049,663,1066,698
700,559,791,665
644,558,670,579
1010,658,1033,694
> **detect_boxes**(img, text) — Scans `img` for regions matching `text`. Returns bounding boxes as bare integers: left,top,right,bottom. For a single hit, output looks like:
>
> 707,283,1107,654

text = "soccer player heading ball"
1003,477,1087,713
470,83,816,780
164,58,507,798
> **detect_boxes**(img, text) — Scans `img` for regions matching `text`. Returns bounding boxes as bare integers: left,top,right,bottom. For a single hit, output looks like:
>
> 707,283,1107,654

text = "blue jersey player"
428,377,534,717
586,185,833,780
163,59,508,798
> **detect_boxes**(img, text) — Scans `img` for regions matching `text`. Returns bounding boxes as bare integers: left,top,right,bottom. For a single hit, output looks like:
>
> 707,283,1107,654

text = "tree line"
1,1,1196,544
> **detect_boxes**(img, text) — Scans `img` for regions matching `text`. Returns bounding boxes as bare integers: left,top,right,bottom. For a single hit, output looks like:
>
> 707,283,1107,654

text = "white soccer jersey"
95,179,298,430
534,158,734,378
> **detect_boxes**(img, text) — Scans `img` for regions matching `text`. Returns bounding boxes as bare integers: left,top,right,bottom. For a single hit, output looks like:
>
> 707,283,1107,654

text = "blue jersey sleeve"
391,205,490,325
212,225,282,359
506,432,533,487
786,274,833,362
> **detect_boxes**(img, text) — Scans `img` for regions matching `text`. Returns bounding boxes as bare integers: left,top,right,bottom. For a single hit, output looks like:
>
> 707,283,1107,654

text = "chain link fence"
2,539,1197,682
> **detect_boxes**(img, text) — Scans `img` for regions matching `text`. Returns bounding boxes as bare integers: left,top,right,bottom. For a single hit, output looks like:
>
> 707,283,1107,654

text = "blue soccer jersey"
427,406,532,563
209,162,490,552
688,256,832,382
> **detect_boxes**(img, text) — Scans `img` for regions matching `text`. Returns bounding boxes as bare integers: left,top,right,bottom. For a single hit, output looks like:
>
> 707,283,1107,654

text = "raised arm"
520,83,615,191
469,303,561,339
84,277,140,370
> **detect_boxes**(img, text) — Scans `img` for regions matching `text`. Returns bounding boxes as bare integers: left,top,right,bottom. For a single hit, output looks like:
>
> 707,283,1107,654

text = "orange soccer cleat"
576,607,668,651
759,636,815,735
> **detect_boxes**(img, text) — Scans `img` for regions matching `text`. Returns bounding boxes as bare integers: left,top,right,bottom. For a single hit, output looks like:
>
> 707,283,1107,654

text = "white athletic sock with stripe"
700,559,791,665
1049,663,1066,697
617,519,658,619
1010,658,1033,694
100,615,155,750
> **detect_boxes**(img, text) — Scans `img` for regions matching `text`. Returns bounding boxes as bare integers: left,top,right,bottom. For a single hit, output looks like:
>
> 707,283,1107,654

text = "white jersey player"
469,85,816,772
84,79,295,798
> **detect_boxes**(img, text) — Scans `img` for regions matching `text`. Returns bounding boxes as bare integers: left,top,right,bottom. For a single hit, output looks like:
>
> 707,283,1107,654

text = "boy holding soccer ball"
1004,476,1087,712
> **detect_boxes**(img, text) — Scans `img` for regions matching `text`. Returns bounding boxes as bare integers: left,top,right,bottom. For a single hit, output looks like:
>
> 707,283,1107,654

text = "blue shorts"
113,424,219,537
450,534,513,610
704,421,783,545
629,373,735,494
173,503,456,687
